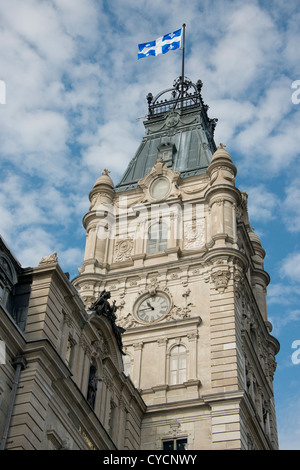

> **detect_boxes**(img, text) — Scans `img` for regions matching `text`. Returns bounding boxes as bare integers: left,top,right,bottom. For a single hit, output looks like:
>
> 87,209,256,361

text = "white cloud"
242,185,279,224
268,283,300,306
269,306,300,337
282,9,300,72
267,253,300,336
82,120,141,177
58,246,84,273
233,77,300,175
211,98,256,143
282,177,300,232
0,0,74,63
280,252,300,283
51,0,99,39
277,393,300,450
205,3,281,98
12,226,56,268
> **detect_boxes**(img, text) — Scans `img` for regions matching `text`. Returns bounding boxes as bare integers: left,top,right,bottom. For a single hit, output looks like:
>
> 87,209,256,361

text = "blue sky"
0,0,299,450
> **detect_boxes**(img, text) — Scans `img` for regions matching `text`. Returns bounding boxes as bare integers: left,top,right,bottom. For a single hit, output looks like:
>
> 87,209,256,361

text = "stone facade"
0,238,145,450
72,143,279,450
0,77,280,451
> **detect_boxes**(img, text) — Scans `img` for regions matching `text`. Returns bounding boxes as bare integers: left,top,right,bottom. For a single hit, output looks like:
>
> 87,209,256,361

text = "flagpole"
181,23,186,99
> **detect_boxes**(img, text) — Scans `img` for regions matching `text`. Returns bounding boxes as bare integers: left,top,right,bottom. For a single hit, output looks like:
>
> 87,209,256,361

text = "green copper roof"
116,77,218,192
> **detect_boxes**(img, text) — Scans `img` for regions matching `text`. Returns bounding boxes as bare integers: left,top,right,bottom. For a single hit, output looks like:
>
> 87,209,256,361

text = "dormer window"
157,142,176,167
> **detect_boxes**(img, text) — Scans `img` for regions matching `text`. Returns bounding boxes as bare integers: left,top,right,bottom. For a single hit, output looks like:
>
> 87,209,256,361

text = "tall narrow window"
108,401,116,437
0,283,6,307
123,354,131,376
147,220,168,254
87,364,97,409
65,337,75,369
169,345,187,385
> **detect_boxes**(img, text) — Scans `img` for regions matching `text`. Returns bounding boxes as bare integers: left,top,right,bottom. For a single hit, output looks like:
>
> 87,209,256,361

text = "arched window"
169,345,187,385
147,220,168,254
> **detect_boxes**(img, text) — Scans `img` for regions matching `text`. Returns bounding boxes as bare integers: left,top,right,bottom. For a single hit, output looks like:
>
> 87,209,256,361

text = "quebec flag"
138,28,182,59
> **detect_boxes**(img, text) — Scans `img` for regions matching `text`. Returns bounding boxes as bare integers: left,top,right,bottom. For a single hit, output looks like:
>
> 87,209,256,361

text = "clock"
150,177,170,200
135,293,170,323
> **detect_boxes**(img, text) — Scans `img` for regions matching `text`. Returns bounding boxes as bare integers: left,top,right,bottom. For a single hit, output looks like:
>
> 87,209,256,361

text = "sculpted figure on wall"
90,290,126,354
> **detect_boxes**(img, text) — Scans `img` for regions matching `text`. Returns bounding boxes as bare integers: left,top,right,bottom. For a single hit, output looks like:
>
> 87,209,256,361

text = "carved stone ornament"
138,159,181,203
181,179,210,195
165,110,180,128
233,264,245,298
142,277,171,297
183,220,205,249
114,238,134,262
81,295,96,308
146,108,198,136
92,334,108,357
38,252,58,265
166,421,181,436
211,268,230,293
117,312,139,329
165,304,191,321
147,276,160,296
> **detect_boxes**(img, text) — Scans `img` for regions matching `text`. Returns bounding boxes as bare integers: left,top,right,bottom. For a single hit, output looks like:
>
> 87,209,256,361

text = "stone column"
116,398,127,448
187,332,198,379
157,338,168,384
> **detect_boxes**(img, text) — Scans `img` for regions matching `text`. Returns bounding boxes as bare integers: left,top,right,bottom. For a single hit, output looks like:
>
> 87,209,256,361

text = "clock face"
150,177,170,200
136,294,170,323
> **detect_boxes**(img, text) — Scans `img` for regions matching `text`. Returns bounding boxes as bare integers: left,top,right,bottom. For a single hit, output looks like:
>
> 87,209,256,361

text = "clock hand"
147,301,154,310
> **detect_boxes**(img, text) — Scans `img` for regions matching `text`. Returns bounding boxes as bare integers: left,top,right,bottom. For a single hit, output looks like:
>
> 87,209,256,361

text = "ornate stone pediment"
38,252,58,265
138,159,181,203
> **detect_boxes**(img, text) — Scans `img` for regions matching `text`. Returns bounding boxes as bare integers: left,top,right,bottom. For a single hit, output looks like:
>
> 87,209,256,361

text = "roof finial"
102,168,111,175
218,143,226,149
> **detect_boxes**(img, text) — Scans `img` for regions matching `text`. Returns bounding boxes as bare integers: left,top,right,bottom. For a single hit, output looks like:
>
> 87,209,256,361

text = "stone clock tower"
72,77,280,450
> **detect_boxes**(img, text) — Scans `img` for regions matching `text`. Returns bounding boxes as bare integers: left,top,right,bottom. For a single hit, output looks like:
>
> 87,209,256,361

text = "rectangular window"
147,221,168,254
163,438,187,450
169,345,187,385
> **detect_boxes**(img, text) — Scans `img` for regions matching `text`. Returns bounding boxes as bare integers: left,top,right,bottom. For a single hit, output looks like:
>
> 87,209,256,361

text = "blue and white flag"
138,28,182,59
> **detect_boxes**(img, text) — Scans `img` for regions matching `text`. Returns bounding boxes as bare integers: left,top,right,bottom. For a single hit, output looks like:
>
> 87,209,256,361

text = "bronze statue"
90,290,126,354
